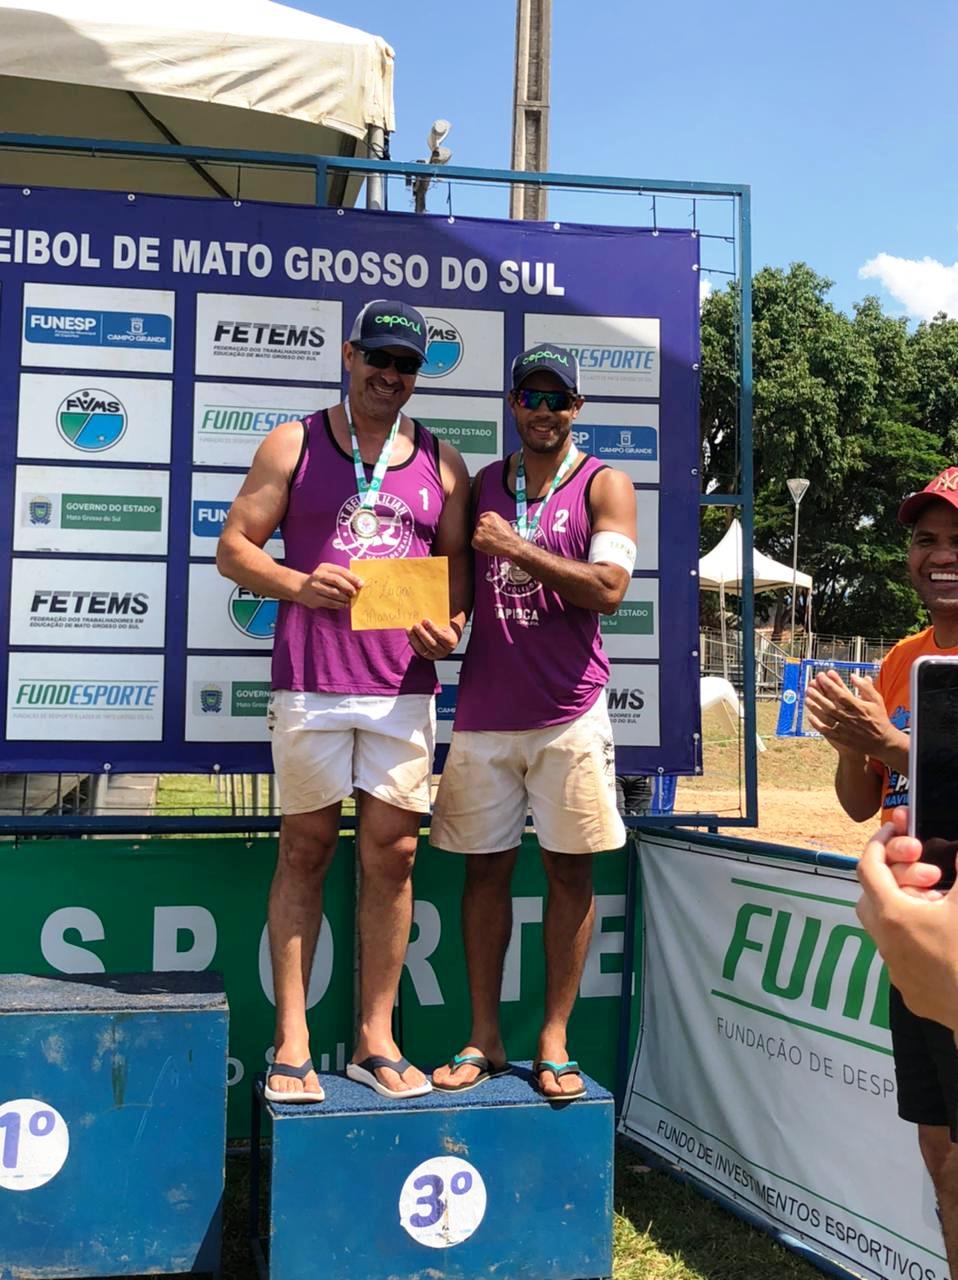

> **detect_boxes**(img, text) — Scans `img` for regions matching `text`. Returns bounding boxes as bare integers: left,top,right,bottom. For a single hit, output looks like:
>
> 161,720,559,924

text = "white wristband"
588,530,637,575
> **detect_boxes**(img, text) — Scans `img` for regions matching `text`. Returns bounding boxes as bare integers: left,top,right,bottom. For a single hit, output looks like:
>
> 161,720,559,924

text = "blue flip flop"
347,1054,432,1099
533,1059,586,1101
432,1053,510,1093
264,1057,325,1104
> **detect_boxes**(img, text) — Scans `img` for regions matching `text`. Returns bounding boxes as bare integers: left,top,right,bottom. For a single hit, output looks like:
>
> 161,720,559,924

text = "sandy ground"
675,786,870,858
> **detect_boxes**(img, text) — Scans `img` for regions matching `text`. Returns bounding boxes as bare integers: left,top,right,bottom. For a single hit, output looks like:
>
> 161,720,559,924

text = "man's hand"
856,807,958,1032
296,563,364,611
408,618,461,660
472,511,523,560
805,670,900,757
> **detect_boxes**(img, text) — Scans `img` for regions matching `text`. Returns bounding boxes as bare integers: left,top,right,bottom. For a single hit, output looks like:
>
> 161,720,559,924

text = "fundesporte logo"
56,389,127,452
420,317,464,378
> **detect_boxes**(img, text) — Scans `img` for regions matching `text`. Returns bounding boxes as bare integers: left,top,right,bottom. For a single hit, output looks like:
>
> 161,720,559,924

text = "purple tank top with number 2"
454,452,611,731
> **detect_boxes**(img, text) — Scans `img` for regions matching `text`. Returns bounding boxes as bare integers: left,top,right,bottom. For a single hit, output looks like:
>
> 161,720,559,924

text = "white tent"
699,518,814,667
0,0,395,204
699,518,813,595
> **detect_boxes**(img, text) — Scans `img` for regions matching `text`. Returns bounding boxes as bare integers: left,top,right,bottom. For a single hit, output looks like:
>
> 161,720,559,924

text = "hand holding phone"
907,655,958,890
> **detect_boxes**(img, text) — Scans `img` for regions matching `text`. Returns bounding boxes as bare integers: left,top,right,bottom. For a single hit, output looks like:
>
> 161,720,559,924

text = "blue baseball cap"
511,343,580,392
348,299,428,359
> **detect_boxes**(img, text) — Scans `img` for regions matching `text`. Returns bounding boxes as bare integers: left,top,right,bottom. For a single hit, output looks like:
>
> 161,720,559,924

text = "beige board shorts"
269,690,436,816
430,695,626,855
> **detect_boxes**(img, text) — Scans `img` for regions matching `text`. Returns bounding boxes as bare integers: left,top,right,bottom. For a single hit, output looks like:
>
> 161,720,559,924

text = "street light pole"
786,478,810,656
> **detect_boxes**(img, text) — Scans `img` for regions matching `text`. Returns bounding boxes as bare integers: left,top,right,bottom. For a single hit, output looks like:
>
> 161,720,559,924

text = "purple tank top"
454,452,611,731
271,409,444,695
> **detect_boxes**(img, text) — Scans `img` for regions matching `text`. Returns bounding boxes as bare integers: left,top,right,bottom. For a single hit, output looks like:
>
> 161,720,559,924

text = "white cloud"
858,252,958,321
699,277,713,308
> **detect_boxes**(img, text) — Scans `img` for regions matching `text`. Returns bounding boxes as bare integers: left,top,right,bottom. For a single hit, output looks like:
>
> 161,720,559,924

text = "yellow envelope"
349,556,450,631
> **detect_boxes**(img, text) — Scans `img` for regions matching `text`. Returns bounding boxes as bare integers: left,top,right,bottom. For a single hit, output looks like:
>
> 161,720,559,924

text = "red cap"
898,467,958,524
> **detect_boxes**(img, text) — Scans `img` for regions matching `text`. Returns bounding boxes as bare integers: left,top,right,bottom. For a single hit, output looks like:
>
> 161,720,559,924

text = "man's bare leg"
351,791,425,1093
919,1125,958,1273
432,848,518,1089
536,849,595,1099
267,805,341,1096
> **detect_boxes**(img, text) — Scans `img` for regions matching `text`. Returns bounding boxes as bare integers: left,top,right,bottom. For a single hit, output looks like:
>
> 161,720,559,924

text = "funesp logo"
57,389,127,452
192,501,231,537
28,311,97,334
421,317,464,378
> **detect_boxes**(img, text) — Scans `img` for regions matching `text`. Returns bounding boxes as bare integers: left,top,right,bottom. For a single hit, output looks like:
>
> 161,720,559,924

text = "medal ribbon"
515,445,579,541
344,401,402,511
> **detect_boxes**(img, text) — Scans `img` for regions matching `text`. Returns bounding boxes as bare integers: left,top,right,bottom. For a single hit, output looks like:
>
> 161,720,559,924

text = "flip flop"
264,1058,325,1104
346,1055,433,1099
431,1053,510,1094
533,1059,587,1101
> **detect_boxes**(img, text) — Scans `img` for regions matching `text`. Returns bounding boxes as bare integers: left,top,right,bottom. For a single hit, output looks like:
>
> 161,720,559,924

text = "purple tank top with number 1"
454,452,611,731
271,409,444,695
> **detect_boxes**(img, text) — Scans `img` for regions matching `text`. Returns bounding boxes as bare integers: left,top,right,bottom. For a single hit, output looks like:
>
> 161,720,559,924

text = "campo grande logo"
421,317,464,378
229,587,278,639
57,389,127,452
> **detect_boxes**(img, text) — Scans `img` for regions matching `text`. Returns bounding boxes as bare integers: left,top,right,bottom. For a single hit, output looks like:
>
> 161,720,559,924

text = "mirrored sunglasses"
358,346,423,375
516,388,576,412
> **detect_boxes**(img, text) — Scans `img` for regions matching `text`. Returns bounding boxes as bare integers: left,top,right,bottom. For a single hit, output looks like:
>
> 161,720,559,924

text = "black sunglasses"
357,346,423,376
515,388,577,412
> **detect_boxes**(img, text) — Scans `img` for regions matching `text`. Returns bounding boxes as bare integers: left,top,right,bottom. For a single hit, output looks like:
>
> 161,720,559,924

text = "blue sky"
295,0,958,321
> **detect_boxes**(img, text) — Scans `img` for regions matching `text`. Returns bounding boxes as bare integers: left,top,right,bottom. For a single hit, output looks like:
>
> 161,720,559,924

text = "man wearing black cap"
218,299,470,1103
806,466,958,1270
430,344,637,1101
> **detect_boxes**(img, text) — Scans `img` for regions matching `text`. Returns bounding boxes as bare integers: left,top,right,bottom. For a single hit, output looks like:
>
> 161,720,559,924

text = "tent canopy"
0,0,395,204
698,518,813,595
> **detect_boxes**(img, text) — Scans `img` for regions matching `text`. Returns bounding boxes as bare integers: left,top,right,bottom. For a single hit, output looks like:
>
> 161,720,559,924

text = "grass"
211,1143,822,1280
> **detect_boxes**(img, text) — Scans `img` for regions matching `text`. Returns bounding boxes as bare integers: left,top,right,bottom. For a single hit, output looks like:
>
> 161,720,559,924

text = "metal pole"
510,0,552,220
790,501,800,655
365,126,385,211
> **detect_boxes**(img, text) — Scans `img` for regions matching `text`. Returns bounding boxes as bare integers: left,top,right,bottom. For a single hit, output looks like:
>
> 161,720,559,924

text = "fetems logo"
212,322,324,350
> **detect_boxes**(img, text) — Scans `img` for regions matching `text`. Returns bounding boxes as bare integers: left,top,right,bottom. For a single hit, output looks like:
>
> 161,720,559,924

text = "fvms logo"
57,389,127,452
229,586,277,639
421,317,464,378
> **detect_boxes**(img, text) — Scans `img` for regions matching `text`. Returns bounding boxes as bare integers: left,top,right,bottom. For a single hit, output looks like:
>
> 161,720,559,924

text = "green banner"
0,835,632,1136
601,600,655,636
60,495,163,530
417,417,498,455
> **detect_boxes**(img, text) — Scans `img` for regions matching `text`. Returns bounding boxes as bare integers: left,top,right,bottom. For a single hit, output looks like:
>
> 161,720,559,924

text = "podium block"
0,972,228,1278
250,1065,613,1280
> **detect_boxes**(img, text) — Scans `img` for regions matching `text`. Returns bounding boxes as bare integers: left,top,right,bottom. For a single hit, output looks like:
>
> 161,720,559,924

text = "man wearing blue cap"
430,343,637,1100
218,300,470,1103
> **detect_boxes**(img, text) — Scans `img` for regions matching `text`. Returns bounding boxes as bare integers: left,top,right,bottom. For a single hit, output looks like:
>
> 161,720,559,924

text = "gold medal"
350,508,380,539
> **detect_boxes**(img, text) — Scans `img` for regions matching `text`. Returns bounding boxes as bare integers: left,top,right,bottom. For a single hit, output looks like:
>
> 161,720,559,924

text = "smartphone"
908,655,958,889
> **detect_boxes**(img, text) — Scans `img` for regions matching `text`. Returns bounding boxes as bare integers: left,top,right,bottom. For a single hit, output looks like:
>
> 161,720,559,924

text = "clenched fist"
472,511,523,559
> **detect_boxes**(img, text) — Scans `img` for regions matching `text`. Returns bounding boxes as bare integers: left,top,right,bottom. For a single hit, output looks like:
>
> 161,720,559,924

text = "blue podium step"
0,972,228,1279
251,1064,613,1280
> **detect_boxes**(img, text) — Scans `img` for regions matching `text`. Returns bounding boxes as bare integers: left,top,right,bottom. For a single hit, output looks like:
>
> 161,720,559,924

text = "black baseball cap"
511,343,580,392
348,300,428,359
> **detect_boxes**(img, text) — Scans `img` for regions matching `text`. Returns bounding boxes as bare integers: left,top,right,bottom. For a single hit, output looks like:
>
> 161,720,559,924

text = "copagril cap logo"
374,314,422,334
523,349,569,366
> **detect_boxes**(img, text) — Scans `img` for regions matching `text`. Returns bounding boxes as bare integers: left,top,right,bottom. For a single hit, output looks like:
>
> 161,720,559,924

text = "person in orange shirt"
806,466,958,1275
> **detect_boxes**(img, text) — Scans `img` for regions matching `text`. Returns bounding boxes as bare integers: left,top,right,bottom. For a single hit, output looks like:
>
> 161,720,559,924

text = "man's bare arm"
216,420,363,611
471,466,636,614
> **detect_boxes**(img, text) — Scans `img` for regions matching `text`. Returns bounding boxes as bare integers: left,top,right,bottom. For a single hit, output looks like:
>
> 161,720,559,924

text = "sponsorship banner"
0,184,699,772
622,835,946,1280
185,655,271,742
192,381,323,468
8,559,167,649
405,392,503,475
189,471,283,559
6,652,164,742
0,834,629,1138
14,465,168,555
22,282,174,374
18,372,173,464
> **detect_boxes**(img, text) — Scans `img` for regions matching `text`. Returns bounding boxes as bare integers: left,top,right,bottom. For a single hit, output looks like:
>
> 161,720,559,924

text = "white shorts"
269,690,436,816
430,695,626,855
